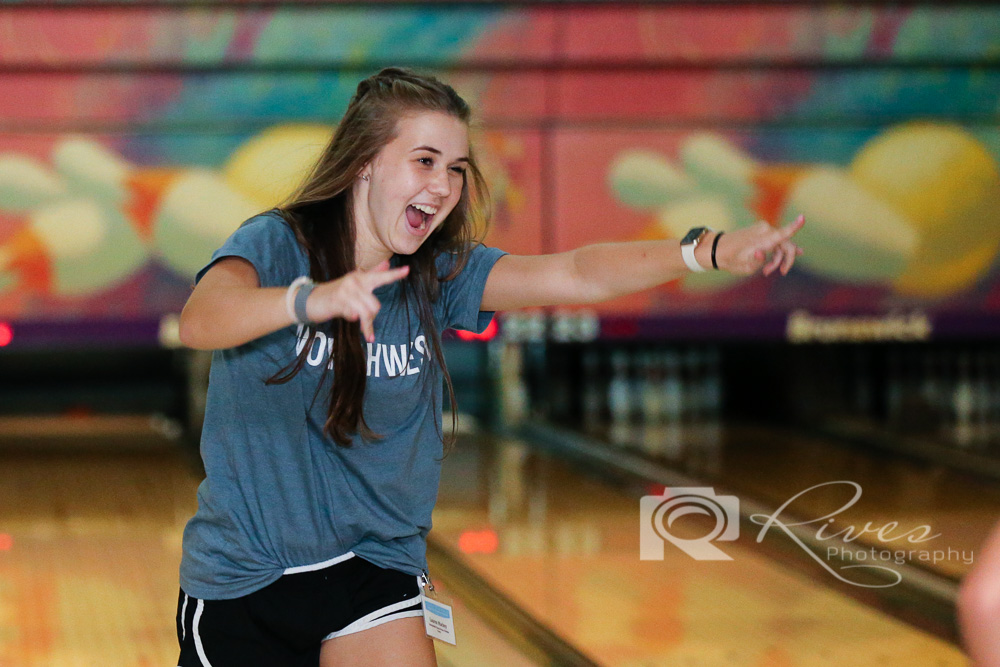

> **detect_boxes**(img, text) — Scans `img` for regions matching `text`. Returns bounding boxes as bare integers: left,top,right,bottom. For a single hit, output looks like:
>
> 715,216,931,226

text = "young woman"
175,67,804,667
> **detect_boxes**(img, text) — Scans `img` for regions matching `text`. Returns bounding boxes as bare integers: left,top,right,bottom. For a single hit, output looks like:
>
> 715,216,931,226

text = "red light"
454,319,498,342
0,322,11,347
0,534,12,551
602,319,637,338
457,529,499,554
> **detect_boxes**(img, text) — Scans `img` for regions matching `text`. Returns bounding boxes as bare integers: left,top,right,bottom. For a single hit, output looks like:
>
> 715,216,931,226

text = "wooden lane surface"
432,435,971,666
0,449,198,667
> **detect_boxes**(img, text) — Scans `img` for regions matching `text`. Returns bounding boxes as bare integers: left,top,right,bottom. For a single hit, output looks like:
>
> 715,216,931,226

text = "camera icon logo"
640,488,740,561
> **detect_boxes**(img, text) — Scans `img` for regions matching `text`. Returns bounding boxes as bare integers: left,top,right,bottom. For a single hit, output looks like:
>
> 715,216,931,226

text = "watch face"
681,226,710,245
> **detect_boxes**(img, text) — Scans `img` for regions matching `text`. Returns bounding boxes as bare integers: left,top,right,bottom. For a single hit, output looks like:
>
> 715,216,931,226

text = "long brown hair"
267,67,491,449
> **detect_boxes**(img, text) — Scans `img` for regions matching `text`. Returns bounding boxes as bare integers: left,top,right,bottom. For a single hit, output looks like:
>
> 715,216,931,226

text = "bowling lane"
431,433,970,666
0,448,197,666
571,420,1000,581
0,444,540,666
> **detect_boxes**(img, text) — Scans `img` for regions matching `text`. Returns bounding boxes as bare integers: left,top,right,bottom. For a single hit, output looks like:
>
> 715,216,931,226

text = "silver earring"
361,174,369,182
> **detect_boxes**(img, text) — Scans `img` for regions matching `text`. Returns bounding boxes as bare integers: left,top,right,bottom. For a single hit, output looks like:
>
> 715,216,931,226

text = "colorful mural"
1,4,999,342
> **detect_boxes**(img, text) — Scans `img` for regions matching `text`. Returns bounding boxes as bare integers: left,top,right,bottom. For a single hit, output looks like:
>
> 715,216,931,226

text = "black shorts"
176,551,423,667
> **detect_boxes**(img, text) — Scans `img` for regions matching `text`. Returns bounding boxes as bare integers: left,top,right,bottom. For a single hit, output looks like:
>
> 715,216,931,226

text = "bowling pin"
148,169,260,279
702,345,723,468
682,347,704,424
498,341,528,426
608,348,633,448
0,153,68,212
638,350,664,458
608,149,699,209
659,349,685,462
52,136,131,206
661,350,684,423
921,350,942,422
703,346,723,420
681,133,757,201
953,352,975,448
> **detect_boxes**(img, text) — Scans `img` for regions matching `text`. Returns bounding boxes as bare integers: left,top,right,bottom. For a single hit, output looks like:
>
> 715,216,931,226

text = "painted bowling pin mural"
0,128,329,303
1,4,999,336
609,122,1000,296
0,139,148,299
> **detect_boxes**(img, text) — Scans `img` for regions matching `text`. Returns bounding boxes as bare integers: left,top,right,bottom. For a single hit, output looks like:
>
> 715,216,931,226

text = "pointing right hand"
306,260,410,343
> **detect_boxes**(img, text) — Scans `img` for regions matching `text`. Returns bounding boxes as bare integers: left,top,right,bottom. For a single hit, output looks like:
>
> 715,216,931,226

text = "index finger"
364,264,410,289
777,214,805,241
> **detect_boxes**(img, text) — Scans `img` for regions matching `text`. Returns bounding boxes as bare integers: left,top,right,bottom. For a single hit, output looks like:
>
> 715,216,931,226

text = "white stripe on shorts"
321,596,424,640
282,551,356,575
180,593,189,641
193,599,214,667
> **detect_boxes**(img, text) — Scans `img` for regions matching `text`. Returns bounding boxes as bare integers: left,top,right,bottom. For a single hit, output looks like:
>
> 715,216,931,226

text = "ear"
356,161,372,183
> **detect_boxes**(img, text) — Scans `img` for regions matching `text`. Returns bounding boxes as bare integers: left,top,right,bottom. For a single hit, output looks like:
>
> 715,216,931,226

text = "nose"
427,167,451,198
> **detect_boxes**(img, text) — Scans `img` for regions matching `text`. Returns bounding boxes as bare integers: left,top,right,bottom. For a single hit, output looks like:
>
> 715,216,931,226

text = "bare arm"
179,257,409,350
481,216,805,312
958,518,1000,666
178,257,294,350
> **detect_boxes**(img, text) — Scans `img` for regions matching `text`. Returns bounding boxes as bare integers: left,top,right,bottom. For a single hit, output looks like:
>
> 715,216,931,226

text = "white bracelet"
286,276,311,323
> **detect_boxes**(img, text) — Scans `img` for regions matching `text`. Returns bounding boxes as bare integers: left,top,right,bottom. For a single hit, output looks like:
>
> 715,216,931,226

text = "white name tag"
421,592,456,645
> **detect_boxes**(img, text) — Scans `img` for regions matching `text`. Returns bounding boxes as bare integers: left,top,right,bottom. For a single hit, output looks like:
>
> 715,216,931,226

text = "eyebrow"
411,146,469,163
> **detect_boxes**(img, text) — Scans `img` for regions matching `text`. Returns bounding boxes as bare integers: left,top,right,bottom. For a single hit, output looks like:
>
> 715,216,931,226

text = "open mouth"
405,203,437,232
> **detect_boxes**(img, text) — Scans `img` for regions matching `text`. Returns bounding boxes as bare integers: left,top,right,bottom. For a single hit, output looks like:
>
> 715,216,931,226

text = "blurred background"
1,1,999,665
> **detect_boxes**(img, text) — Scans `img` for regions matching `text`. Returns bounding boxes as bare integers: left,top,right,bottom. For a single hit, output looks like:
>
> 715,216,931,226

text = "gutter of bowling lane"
812,418,1000,483
514,421,963,646
425,536,601,667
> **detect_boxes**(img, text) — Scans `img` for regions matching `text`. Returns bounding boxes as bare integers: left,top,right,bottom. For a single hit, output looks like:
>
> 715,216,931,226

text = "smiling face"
353,111,469,269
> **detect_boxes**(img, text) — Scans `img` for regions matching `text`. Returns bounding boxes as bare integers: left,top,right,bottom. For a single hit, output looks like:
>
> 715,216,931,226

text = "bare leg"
958,518,1000,667
319,616,437,667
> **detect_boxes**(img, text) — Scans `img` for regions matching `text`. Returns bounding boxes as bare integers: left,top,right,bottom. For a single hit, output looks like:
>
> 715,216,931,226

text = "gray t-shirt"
179,210,507,600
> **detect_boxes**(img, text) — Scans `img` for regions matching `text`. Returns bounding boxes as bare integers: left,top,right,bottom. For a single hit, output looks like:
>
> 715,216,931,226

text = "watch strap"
681,239,707,272
286,276,310,323
681,227,711,273
293,279,317,325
